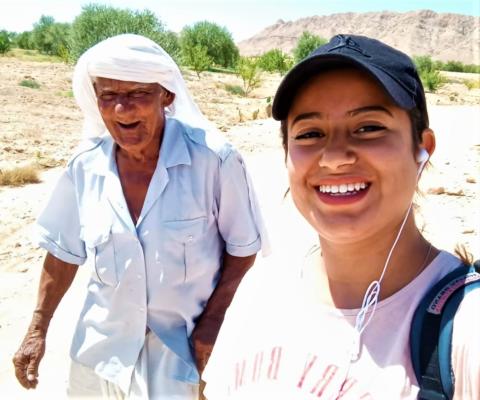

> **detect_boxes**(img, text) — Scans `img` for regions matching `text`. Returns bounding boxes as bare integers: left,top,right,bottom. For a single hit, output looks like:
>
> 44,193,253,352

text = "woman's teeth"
318,182,368,194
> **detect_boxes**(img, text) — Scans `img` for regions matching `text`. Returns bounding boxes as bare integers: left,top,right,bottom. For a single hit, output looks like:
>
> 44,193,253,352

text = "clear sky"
1,0,479,41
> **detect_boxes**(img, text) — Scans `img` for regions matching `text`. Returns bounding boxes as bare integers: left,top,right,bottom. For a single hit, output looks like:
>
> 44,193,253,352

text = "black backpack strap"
410,261,480,400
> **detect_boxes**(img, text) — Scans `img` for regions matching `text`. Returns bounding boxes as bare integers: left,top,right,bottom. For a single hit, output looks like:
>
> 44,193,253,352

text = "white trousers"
67,332,199,399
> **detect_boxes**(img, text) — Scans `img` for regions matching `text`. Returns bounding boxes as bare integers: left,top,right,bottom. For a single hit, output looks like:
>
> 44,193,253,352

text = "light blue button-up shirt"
36,118,265,392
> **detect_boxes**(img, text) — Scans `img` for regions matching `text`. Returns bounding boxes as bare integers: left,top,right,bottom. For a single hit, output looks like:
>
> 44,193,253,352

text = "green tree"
0,30,12,54
258,49,293,75
293,32,327,62
236,56,262,97
157,30,180,63
69,4,175,62
15,31,35,50
180,21,238,68
182,44,212,78
31,15,71,57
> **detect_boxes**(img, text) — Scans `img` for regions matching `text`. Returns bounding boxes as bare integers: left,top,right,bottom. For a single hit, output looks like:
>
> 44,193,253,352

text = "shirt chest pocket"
158,217,211,283
81,224,120,287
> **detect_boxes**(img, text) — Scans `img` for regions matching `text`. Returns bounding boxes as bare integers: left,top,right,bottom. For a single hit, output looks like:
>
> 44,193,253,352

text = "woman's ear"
420,128,436,158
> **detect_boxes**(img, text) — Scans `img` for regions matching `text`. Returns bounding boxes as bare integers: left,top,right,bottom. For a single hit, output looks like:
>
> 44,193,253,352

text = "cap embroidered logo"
328,35,371,58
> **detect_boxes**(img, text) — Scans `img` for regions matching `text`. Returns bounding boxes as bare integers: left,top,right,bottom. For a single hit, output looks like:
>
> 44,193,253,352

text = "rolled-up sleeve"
217,149,270,257
36,170,87,265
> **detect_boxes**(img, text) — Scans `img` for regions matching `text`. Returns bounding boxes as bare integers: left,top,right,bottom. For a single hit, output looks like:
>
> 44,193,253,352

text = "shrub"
57,90,74,97
413,55,435,74
258,49,293,75
413,55,446,92
180,21,239,68
422,70,445,92
462,64,480,74
415,58,480,74
464,79,480,90
182,44,212,78
236,57,262,97
19,79,41,89
293,32,327,62
224,84,245,96
442,60,464,72
0,30,12,54
0,165,41,187
69,4,172,62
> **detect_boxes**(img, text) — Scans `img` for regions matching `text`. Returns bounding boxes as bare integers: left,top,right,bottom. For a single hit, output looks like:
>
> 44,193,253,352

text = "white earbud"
416,148,429,172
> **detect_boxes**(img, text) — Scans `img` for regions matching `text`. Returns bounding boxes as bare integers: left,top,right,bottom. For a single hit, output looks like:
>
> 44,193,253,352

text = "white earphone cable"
351,153,428,360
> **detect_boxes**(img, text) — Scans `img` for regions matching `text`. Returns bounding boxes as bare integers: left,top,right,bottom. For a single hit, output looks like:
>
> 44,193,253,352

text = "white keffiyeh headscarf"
72,34,213,138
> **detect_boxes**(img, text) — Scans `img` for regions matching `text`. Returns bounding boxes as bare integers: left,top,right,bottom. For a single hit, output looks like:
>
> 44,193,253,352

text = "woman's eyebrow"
291,111,324,127
348,105,393,117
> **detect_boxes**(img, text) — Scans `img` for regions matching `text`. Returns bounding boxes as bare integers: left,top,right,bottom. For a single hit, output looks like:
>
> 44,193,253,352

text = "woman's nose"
318,139,357,170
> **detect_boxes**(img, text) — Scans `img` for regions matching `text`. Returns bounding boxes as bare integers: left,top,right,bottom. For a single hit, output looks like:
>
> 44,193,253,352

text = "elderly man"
13,34,268,399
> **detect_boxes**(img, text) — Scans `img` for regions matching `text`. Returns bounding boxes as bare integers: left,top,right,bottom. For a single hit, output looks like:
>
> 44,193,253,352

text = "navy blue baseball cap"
272,34,428,123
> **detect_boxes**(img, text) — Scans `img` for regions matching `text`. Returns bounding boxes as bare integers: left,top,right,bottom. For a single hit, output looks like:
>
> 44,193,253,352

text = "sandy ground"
0,58,479,399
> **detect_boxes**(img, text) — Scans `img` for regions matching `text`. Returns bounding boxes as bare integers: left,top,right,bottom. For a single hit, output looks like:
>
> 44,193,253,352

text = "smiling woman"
285,67,431,243
203,35,479,400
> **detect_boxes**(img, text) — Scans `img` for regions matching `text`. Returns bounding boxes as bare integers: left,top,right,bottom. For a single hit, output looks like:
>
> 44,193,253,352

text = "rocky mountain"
238,10,480,64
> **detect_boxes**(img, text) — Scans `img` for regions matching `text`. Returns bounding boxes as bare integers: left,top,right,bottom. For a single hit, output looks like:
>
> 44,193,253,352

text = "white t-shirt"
203,251,480,399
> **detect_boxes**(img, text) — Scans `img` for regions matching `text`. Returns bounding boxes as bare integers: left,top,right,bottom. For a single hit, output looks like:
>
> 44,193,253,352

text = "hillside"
238,10,480,64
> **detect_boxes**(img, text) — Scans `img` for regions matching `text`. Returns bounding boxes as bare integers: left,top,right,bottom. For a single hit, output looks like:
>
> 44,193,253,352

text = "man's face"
93,77,174,156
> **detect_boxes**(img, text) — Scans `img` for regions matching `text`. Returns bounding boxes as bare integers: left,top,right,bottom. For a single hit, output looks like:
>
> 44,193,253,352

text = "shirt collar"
159,118,191,168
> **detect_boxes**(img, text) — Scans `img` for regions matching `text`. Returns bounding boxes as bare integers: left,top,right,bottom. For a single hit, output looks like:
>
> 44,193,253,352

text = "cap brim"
272,54,416,120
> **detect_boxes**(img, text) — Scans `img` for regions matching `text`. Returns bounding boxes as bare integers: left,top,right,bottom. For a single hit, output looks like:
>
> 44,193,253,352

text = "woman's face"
286,68,432,244
94,78,174,155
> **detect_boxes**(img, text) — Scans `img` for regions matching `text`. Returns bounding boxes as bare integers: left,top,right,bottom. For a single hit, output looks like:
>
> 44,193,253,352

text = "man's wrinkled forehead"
91,77,165,94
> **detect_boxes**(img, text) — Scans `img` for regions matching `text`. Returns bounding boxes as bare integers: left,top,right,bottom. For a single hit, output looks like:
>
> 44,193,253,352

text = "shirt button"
137,274,142,279
187,235,194,242
139,307,145,312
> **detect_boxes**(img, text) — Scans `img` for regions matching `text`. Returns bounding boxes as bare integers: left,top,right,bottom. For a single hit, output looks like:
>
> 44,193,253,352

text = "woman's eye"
355,125,385,134
295,131,323,140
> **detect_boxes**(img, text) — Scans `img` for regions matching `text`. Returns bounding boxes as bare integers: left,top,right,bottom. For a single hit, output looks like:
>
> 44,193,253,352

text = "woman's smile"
315,179,371,205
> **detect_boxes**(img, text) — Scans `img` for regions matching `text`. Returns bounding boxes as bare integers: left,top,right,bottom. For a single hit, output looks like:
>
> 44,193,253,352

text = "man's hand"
192,315,222,400
12,329,46,389
12,253,78,389
192,252,256,399
191,315,221,374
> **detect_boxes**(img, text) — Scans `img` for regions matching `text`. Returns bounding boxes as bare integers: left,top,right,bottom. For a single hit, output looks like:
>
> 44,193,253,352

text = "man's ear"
161,89,175,107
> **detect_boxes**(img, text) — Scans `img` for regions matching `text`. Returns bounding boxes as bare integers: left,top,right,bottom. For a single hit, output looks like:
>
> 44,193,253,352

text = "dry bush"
0,165,41,186
464,79,480,90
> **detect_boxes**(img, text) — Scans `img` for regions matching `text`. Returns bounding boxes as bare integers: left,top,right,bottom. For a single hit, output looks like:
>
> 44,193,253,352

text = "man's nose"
114,95,133,114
